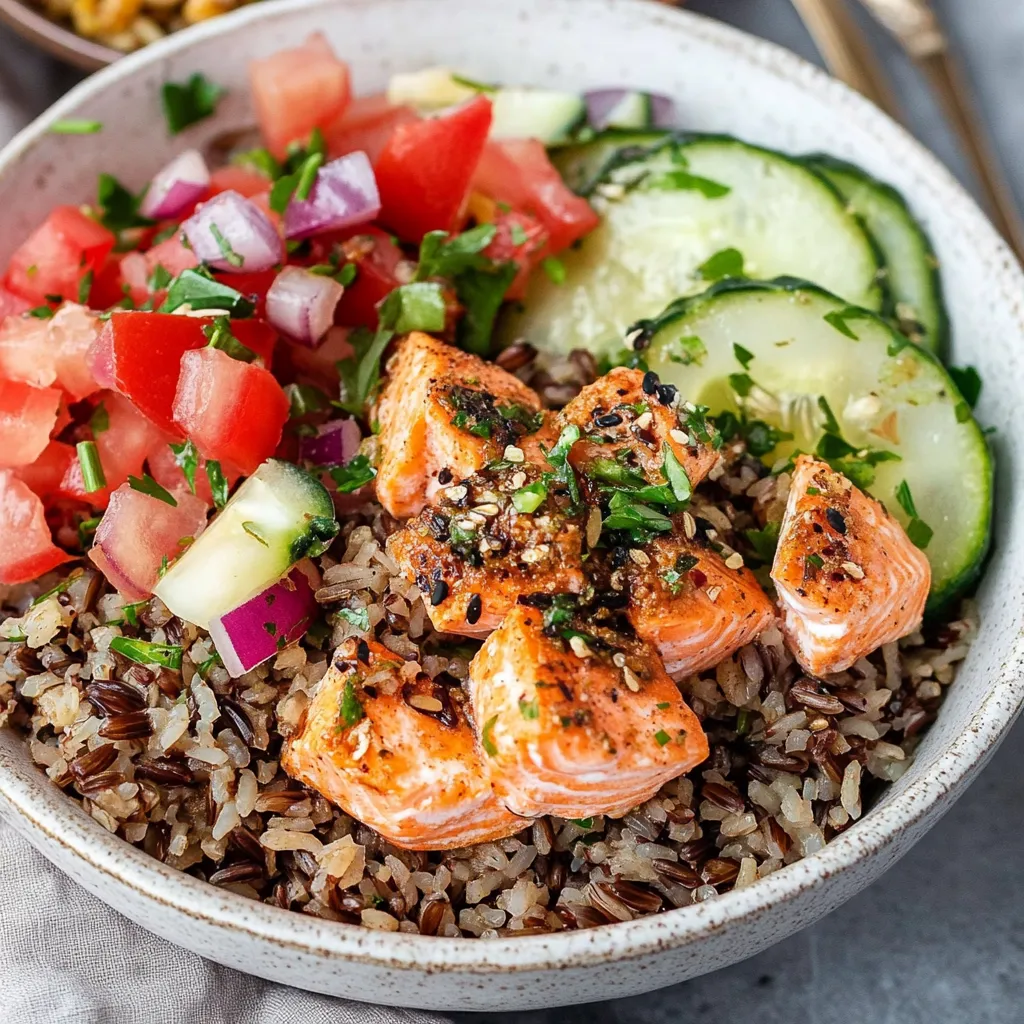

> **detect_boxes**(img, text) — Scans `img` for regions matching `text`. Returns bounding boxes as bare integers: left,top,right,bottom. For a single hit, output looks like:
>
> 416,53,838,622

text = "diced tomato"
484,209,550,300
212,269,277,317
0,380,61,467
16,440,76,500
50,304,102,400
0,285,30,321
0,304,101,399
209,166,271,200
249,33,352,159
118,234,198,309
281,324,354,389
89,484,208,601
375,95,493,242
0,315,55,388
145,233,198,278
0,470,73,584
308,227,404,329
145,437,240,507
90,312,210,435
230,318,278,369
473,140,600,254
173,347,290,475
3,207,116,305
324,93,420,164
89,254,130,311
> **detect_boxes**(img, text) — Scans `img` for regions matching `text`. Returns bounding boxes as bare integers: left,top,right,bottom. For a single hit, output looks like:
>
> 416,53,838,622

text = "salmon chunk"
624,527,776,679
771,455,931,676
282,638,525,850
387,456,586,637
560,367,721,493
375,331,543,518
468,602,709,819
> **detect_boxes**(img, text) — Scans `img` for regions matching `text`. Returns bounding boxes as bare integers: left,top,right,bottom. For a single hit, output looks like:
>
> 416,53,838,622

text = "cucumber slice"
502,134,885,361
154,460,337,629
641,279,992,611
551,129,665,193
806,155,948,355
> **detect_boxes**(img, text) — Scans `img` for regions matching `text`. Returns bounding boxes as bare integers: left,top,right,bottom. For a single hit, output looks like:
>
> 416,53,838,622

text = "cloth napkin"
0,45,448,1024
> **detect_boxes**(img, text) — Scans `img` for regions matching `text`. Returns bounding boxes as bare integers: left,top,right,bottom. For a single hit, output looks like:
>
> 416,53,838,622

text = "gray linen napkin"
0,40,449,1024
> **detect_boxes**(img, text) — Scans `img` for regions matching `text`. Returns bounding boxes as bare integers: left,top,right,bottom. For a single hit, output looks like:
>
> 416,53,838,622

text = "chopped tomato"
209,165,271,200
228,318,278,369
0,285,30,321
15,440,76,501
0,315,55,388
249,33,352,159
324,93,419,164
89,254,130,311
90,312,209,435
146,437,239,506
173,347,290,475
281,324,354,389
50,304,102,400
474,139,599,254
0,380,61,467
0,304,101,399
375,95,493,242
118,234,197,308
484,209,550,300
310,227,404,329
145,233,198,278
0,471,72,584
3,207,116,305
212,269,277,316
89,484,208,601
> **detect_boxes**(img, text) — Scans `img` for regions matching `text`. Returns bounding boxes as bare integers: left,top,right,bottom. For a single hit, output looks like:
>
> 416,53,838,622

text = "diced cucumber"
385,67,585,144
594,91,655,130
805,154,948,355
641,279,992,611
154,460,337,629
502,134,885,361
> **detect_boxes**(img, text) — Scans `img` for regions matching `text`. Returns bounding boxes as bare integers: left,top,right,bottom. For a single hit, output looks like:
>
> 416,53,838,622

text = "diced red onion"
266,266,344,347
208,561,320,677
299,417,361,466
139,149,211,221
583,88,675,131
182,190,283,273
283,152,381,240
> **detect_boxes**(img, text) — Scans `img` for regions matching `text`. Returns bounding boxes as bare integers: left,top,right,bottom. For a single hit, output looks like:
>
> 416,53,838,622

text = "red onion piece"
208,561,320,677
283,151,381,240
86,321,116,390
583,88,675,131
182,190,283,273
266,266,344,347
139,149,211,221
299,417,361,466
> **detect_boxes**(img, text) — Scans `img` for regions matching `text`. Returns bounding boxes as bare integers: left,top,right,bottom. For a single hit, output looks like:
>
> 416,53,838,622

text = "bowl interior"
0,0,1022,980
0,0,116,70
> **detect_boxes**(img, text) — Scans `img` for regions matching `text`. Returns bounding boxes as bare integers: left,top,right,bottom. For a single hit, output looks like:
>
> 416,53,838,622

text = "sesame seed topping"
596,182,626,200
622,667,641,692
407,694,444,713
612,652,627,668
445,485,468,502
706,585,722,603
586,506,602,549
504,445,525,463
473,503,500,517
842,561,865,579
628,548,651,566
568,636,592,659
669,428,690,446
724,552,745,570
465,511,487,525
510,471,527,489
429,580,449,606
521,547,544,564
682,512,697,539
635,411,653,430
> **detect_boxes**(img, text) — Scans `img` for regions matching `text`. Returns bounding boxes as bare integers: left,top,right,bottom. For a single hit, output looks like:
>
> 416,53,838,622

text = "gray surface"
1,2,1023,1022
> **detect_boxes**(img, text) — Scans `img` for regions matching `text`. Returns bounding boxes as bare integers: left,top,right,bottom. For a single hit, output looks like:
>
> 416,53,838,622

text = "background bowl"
0,0,116,69
0,0,1022,1012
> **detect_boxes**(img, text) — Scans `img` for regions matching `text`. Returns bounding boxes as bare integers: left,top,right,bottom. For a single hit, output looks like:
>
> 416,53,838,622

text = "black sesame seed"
610,546,630,569
558,681,573,702
356,639,370,665
466,594,483,625
437,468,453,485
655,383,677,406
594,412,623,428
642,370,659,395
825,508,847,535
430,580,449,606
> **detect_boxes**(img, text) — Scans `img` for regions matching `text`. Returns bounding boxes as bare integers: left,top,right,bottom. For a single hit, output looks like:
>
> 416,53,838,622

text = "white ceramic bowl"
1,0,1022,1011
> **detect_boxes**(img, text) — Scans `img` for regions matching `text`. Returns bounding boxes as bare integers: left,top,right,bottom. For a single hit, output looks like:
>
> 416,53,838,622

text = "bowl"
0,0,117,70
0,0,1022,1011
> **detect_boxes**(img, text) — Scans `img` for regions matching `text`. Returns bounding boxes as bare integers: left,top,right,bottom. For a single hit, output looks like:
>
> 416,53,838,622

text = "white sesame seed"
683,401,696,413
407,694,444,713
521,547,544,564
586,506,602,548
454,517,477,532
445,485,468,502
705,528,719,542
683,512,697,539
635,411,653,429
465,511,487,525
622,667,641,692
504,445,525,463
473,503,500,517
724,552,745,570
706,586,722,603
568,636,592,659
510,471,527,490
669,428,690,446
628,548,651,566
477,490,501,503
842,561,865,579
612,652,627,668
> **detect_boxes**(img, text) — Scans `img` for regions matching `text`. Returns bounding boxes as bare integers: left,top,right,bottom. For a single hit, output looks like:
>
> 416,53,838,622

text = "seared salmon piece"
771,455,931,676
468,602,709,819
623,528,776,680
281,638,525,850
375,331,543,518
560,367,721,493
387,457,586,637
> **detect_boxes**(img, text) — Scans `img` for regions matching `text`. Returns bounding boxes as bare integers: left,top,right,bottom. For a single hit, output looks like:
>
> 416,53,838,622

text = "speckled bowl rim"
1,0,1023,976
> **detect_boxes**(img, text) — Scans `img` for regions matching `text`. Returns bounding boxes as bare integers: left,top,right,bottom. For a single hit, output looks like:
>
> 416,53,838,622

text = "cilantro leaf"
330,455,376,494
203,316,257,362
698,247,745,281
338,676,365,728
415,225,497,281
128,473,178,507
744,521,781,563
895,479,919,519
337,327,394,414
160,268,254,316
206,460,229,510
949,365,982,408
169,439,199,494
161,74,226,134
823,305,873,341
455,262,517,355
96,173,154,233
377,282,447,334
662,444,692,503
644,169,730,197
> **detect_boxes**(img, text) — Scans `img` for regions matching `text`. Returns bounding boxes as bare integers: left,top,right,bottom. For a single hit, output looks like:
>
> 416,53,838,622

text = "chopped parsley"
660,552,700,592
96,173,153,234
542,424,581,506
161,73,226,134
338,676,365,728
732,343,755,370
541,256,566,284
330,455,377,494
481,714,499,756
602,491,673,544
895,479,933,549
697,247,744,281
284,382,330,418
512,480,547,514
128,473,177,507
338,607,370,632
744,521,781,564
78,270,93,305
109,636,183,670
27,305,55,320
50,119,103,135
662,444,692,503
644,169,730,198
570,817,594,829
814,395,901,487
542,595,577,631
949,365,982,408
169,439,199,495
206,460,229,510
664,334,707,367
416,224,496,280
160,267,254,316
806,553,824,569
823,305,874,341
204,316,256,362
337,325,395,414
518,697,540,720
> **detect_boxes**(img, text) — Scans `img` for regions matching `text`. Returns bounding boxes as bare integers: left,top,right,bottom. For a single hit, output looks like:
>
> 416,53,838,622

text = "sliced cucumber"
806,154,948,355
385,67,585,145
551,129,665,194
641,279,992,611
502,134,885,361
154,460,337,629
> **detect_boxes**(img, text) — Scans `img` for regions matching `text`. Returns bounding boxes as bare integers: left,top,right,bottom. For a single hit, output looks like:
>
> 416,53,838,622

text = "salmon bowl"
0,0,1022,1011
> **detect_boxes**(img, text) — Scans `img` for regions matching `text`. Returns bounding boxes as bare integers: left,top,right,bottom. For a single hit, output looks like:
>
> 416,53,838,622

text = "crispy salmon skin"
468,602,708,819
282,638,525,850
771,455,931,676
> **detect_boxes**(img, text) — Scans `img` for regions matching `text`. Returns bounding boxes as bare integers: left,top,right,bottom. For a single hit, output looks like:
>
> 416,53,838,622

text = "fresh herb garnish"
697,247,744,281
330,455,377,493
949,365,982,409
88,402,109,435
161,73,226,134
338,676,365,728
109,636,183,670
518,697,540,720
160,268,254,316
895,479,932,549
206,460,228,510
644,169,730,198
78,270,94,305
77,515,101,549
50,119,103,135
415,225,497,281
602,490,673,544
203,316,257,362
542,424,581,507
542,595,576,631
27,305,55,319
76,441,106,493
96,173,153,233
128,473,178,507
337,327,394,414
660,552,700,592
814,395,900,487
806,553,824,569
119,600,149,628
654,729,672,747
169,439,199,494
147,263,173,293
338,607,370,632
512,480,547,513
284,382,330,418
662,444,692,503
732,342,755,370
377,282,447,334
481,714,499,756
744,521,781,564
823,305,873,341
541,256,566,284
